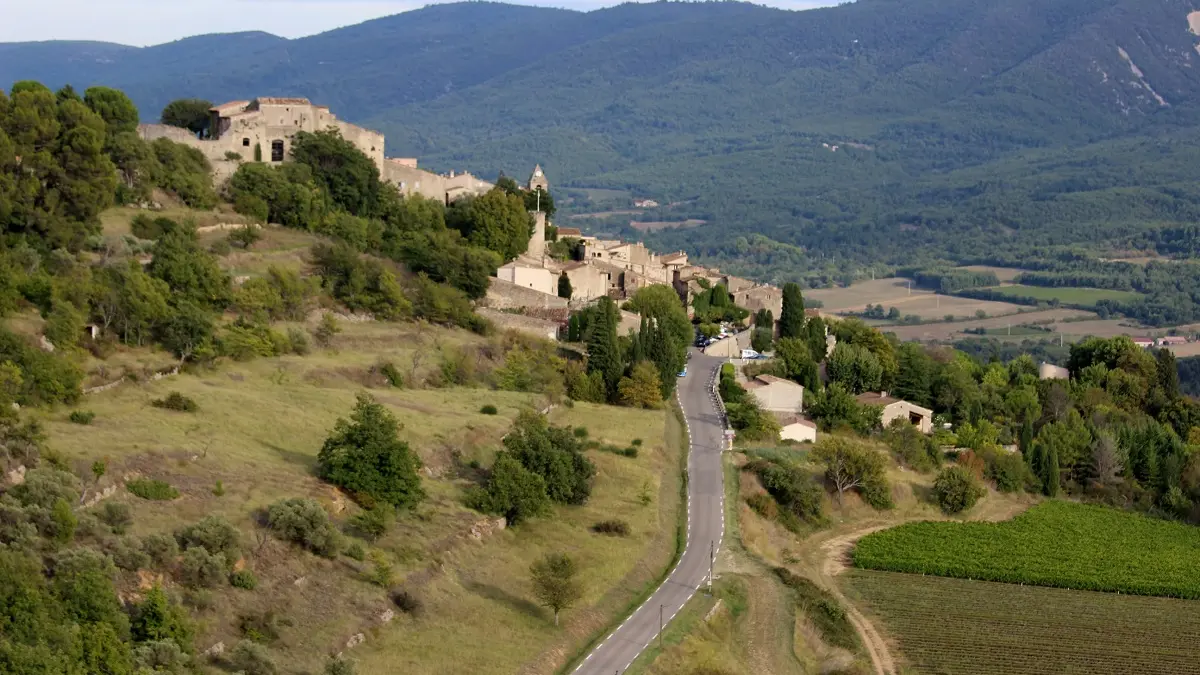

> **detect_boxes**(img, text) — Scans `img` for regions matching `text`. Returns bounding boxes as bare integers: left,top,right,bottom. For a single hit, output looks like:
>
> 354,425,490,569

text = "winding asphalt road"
573,351,727,675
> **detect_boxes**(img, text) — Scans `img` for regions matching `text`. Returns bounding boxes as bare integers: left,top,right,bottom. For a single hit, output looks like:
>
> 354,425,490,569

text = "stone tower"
526,210,547,260
529,164,549,194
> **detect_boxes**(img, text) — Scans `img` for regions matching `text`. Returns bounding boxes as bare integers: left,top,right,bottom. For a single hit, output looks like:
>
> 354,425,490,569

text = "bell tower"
528,164,549,193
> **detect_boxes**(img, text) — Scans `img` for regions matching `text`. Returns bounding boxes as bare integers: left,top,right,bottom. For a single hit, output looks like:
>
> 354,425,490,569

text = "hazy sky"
2,0,842,46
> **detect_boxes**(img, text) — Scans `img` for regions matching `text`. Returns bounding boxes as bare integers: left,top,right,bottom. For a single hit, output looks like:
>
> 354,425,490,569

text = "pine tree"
779,282,806,339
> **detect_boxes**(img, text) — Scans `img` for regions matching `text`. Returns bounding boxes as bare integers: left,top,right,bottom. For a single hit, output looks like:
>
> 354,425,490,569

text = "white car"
740,349,760,359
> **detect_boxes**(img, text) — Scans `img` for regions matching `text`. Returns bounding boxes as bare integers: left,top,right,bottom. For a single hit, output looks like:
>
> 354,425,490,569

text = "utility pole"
708,540,715,594
659,604,664,650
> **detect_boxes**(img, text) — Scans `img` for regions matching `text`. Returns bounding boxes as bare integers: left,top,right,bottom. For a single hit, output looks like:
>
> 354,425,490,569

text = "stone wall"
485,278,569,311
478,308,560,341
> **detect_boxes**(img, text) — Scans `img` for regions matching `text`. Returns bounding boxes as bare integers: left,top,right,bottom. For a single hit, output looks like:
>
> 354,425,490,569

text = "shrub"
228,225,263,249
287,327,310,355
212,480,226,497
151,391,197,412
347,507,392,542
591,520,630,536
230,569,258,590
933,466,986,514
209,238,232,256
133,640,189,673
745,493,779,520
9,467,81,509
175,515,241,563
631,438,643,447
179,546,226,588
573,426,589,439
390,588,423,615
344,542,366,561
746,459,825,525
465,453,549,525
326,657,357,675
225,151,244,161
375,360,403,387
69,410,95,425
239,610,283,643
127,478,179,501
985,450,1031,494
480,404,498,415
230,640,278,675
142,533,179,567
96,501,133,533
50,498,77,544
266,498,341,557
131,586,193,648
108,537,150,571
368,550,393,587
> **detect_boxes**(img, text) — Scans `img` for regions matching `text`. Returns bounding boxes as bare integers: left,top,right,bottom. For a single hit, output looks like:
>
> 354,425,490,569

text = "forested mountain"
5,0,1200,282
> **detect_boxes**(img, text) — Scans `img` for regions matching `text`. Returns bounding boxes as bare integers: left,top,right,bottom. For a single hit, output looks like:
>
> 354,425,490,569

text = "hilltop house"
856,392,933,434
745,374,805,414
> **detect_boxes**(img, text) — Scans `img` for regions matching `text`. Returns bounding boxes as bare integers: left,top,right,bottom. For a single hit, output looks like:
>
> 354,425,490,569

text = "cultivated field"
987,284,1143,304
854,501,1200,598
847,570,1200,675
629,219,707,231
885,308,1095,342
1052,318,1148,339
958,265,1029,282
806,278,1024,319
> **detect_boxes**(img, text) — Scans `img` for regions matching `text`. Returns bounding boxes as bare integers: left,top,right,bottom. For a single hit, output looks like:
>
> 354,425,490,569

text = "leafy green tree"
812,436,891,508
83,87,139,137
775,337,819,391
806,382,880,435
894,342,933,407
44,300,85,349
557,272,572,299
468,452,550,524
147,229,231,309
827,343,883,394
160,99,213,136
291,129,380,217
108,131,160,201
149,138,217,208
530,552,582,626
317,393,424,509
933,466,986,514
1041,443,1061,497
79,621,135,675
310,243,411,320
619,361,664,409
449,188,533,261
503,411,595,505
266,498,341,557
779,282,805,338
131,586,192,648
805,316,828,361
751,327,773,353
50,549,128,635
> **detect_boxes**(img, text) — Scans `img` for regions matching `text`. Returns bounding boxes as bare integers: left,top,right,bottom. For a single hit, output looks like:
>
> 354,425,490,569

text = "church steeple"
528,164,549,193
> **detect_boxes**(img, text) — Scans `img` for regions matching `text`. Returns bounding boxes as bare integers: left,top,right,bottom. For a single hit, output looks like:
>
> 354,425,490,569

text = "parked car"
741,349,760,359
678,367,688,377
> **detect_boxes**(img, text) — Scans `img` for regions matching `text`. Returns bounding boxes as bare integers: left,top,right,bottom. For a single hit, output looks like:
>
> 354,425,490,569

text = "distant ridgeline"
5,0,1200,291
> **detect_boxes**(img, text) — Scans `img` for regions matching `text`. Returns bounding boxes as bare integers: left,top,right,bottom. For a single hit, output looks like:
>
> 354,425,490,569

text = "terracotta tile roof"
776,414,818,429
661,251,688,263
556,227,582,237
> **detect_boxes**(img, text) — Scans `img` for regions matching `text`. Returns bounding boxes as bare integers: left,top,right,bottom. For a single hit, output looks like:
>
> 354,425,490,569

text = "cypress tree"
1019,417,1034,468
1042,445,1061,497
586,297,623,399
558,272,572,299
780,282,806,339
805,316,828,361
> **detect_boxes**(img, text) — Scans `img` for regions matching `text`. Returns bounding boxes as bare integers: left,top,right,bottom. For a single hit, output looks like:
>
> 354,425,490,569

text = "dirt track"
815,526,897,675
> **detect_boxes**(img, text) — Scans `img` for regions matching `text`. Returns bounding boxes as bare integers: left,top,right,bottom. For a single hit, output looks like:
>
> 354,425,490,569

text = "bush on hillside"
480,404,498,415
933,466,986,514
127,478,180,501
230,569,258,590
152,391,197,412
175,515,241,564
317,393,424,509
265,498,341,557
347,507,392,542
179,546,226,588
391,588,423,615
229,640,278,675
591,519,631,536
96,501,133,533
68,410,95,425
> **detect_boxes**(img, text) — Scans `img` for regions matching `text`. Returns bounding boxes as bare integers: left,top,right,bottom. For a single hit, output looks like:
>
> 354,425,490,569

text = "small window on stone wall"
242,138,250,147
271,140,284,162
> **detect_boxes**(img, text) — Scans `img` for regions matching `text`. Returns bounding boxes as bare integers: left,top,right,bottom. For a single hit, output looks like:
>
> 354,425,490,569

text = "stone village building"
139,97,493,204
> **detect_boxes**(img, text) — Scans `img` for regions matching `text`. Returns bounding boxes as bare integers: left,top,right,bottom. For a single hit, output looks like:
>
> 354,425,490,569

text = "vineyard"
847,570,1200,675
853,501,1200,598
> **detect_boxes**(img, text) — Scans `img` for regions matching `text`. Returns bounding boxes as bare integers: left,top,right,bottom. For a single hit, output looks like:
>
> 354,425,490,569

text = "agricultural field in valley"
853,501,1200,598
806,278,1023,319
846,570,1200,675
986,284,1143,304
884,308,1095,342
957,265,1029,282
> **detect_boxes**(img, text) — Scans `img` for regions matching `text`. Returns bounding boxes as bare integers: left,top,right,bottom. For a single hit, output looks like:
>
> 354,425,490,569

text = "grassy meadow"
988,284,1143,304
